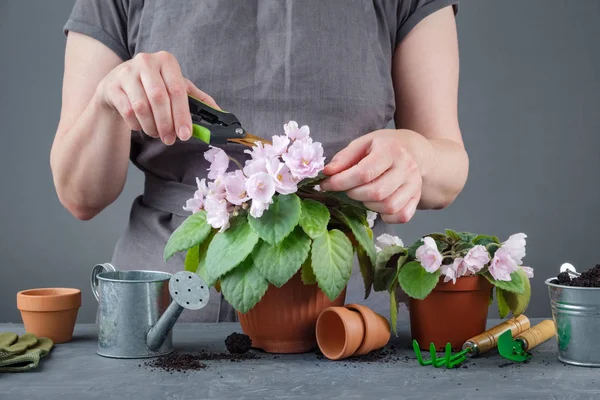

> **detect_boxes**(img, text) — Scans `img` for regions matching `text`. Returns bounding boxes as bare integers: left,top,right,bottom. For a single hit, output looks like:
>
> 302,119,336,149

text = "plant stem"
229,156,244,170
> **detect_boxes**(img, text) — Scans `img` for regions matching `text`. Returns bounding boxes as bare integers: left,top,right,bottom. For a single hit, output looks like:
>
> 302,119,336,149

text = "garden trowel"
497,320,556,362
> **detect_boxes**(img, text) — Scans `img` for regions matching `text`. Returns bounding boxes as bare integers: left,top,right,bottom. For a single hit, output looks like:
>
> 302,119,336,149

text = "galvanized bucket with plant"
372,230,534,350
163,121,379,353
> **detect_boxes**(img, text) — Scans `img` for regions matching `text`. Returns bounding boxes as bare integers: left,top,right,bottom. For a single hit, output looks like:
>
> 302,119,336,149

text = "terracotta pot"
17,288,81,344
409,275,492,351
238,273,346,353
316,304,390,360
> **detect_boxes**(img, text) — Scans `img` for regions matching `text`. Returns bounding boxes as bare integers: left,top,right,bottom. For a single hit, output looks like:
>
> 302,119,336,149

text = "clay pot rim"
345,303,391,356
316,307,364,360
17,288,81,312
433,275,492,292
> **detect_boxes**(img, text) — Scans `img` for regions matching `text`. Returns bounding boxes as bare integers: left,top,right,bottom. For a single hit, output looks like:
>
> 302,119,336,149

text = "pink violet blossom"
266,162,298,195
501,233,527,265
204,146,229,180
224,170,249,205
246,172,276,218
267,135,290,157
204,194,230,231
282,137,325,180
441,258,465,284
521,266,534,278
488,247,519,281
416,237,443,273
283,121,310,141
462,245,490,274
367,211,378,228
375,234,404,252
183,178,209,214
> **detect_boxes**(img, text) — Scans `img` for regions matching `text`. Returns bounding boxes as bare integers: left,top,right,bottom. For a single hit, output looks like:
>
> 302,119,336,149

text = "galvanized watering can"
91,263,209,358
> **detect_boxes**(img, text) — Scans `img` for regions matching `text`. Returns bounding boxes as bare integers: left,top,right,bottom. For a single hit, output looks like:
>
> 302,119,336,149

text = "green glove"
0,332,54,372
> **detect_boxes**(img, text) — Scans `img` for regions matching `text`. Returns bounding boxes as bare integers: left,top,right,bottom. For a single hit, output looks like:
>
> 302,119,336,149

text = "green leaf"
195,230,216,283
489,289,495,306
248,194,301,245
311,229,354,301
373,245,406,291
252,228,311,287
334,209,377,265
486,243,500,258
406,240,423,260
297,172,326,188
502,268,531,316
457,232,477,243
497,288,510,318
220,257,269,314
397,261,441,300
483,271,525,295
184,245,200,273
323,191,368,211
445,229,462,242
473,234,500,247
389,285,398,336
301,257,317,285
164,210,212,261
205,217,260,285
357,246,373,299
453,242,475,253
299,199,330,239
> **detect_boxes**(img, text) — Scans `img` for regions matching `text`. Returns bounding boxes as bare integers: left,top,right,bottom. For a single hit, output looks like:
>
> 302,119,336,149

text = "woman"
51,0,467,322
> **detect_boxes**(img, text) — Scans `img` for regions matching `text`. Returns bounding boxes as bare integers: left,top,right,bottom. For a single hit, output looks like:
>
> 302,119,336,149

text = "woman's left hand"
320,129,427,224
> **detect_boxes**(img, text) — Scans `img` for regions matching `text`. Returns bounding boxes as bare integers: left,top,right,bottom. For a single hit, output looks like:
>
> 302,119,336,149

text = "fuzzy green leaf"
486,243,500,258
195,230,216,283
373,245,406,291
164,211,212,261
397,261,441,300
252,227,311,287
311,229,354,301
406,240,423,261
497,288,510,318
299,199,330,239
205,217,259,285
483,271,525,295
301,257,317,285
357,246,373,299
334,209,377,266
473,235,500,247
297,172,326,188
445,229,462,242
248,194,301,245
184,245,200,273
220,257,269,314
501,268,531,316
389,285,398,336
457,232,477,243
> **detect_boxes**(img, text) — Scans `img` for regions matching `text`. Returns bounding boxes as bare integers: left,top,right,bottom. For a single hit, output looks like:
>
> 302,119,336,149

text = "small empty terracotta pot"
17,288,81,344
316,307,365,360
345,303,391,356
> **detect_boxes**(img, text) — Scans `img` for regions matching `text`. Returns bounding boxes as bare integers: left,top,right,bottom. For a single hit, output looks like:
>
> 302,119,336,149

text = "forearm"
50,93,130,220
399,129,469,210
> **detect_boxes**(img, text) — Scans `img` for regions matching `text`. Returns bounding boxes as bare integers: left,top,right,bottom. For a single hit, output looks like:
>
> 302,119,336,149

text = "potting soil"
552,264,600,287
143,351,259,373
225,332,252,354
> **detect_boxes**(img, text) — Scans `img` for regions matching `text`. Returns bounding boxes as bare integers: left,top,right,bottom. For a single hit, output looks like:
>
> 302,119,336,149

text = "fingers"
138,56,175,145
161,56,192,141
121,74,158,138
363,174,421,216
107,85,142,132
323,136,370,176
380,196,419,224
345,167,402,202
186,79,219,110
320,148,393,192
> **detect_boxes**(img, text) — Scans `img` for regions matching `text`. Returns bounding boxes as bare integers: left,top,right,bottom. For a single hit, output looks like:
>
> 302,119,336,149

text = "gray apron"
65,0,458,321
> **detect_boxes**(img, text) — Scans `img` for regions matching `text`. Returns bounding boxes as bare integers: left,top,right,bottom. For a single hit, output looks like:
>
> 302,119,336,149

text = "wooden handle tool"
462,315,531,356
515,320,556,351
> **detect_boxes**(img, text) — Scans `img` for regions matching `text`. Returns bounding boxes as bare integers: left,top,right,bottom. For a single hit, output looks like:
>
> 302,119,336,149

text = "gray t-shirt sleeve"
63,0,134,61
396,0,459,46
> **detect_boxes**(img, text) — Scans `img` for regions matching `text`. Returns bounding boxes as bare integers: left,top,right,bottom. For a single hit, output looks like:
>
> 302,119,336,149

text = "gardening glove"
0,332,53,372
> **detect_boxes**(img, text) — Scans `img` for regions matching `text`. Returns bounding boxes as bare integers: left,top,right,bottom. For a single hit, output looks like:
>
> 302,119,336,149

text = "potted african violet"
164,122,377,353
373,230,534,350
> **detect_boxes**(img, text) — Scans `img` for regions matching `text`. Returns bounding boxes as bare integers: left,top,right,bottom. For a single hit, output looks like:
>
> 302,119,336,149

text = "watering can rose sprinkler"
91,263,210,358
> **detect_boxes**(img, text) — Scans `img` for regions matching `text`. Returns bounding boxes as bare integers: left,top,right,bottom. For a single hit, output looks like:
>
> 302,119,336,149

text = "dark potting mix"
225,332,252,354
552,264,600,287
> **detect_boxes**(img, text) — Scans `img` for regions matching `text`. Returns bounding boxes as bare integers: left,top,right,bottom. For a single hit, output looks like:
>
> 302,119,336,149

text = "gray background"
1,0,599,323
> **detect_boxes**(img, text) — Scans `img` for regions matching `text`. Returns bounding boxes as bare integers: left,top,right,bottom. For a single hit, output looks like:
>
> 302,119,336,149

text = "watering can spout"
146,271,210,352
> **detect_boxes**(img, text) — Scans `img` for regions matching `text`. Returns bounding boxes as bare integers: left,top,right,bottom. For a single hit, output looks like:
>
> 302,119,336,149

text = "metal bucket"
546,277,600,367
92,267,173,358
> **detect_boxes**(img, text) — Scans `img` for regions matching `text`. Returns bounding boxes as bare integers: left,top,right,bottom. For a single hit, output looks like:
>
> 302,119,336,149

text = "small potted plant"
373,230,534,350
164,122,377,353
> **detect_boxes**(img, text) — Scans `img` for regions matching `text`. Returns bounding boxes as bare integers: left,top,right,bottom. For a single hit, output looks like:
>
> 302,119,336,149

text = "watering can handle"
91,263,117,301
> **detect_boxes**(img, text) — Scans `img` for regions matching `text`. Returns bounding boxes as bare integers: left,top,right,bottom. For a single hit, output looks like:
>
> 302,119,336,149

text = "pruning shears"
188,95,268,146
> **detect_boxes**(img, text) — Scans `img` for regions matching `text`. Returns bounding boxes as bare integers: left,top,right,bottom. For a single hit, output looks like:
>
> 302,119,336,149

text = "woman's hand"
95,51,219,145
320,129,429,224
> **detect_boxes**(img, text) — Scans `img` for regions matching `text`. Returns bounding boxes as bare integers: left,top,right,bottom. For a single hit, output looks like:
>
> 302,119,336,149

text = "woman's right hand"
95,51,219,145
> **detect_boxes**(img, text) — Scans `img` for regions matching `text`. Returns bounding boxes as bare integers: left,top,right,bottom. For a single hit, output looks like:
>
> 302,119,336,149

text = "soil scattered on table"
143,350,260,373
315,345,413,364
225,332,252,354
552,264,600,287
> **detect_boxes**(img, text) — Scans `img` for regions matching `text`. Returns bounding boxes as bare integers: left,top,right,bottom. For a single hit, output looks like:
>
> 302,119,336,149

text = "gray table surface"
0,319,597,400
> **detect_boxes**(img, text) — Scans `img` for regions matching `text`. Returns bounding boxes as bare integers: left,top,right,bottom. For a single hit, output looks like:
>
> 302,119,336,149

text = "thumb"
186,79,220,110
323,136,371,176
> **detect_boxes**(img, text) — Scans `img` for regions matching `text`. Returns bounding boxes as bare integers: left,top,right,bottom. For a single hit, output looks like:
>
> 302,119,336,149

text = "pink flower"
266,135,290,157
266,162,298,195
183,178,209,213
206,176,227,201
366,211,378,228
243,142,279,177
463,245,490,274
502,233,527,265
246,172,276,218
283,121,310,141
204,194,230,232
521,266,534,278
204,146,229,180
489,247,519,281
416,237,443,273
224,170,249,206
375,234,404,252
282,137,325,180
441,258,464,284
